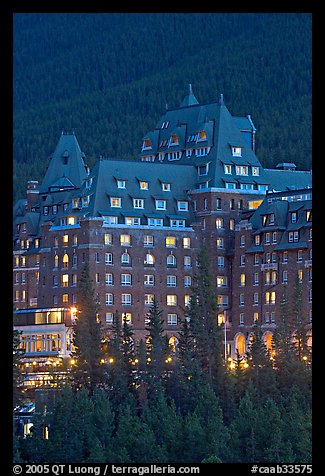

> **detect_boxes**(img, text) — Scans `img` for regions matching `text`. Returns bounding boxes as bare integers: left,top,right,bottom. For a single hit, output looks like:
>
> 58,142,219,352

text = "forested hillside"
13,13,312,202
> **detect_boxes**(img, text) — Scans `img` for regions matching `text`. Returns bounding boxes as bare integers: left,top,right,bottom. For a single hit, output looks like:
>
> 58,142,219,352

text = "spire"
179,84,199,108
219,93,224,105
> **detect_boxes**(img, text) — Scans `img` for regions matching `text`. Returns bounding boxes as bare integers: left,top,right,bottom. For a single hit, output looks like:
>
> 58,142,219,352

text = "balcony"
261,263,278,271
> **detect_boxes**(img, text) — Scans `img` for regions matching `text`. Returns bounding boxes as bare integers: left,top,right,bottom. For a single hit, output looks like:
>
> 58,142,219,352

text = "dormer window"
111,197,121,208
231,146,242,157
72,198,80,209
291,212,297,223
117,179,126,189
82,196,89,207
85,178,92,189
43,206,49,216
161,121,169,129
198,164,208,176
252,166,260,176
236,165,248,176
169,134,179,146
177,200,189,212
139,181,149,190
155,199,166,210
224,164,232,174
162,182,171,192
142,138,152,151
197,130,207,142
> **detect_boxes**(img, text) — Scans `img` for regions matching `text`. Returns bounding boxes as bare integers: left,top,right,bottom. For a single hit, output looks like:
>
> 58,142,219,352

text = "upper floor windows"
236,165,248,176
252,167,260,176
177,201,188,212
162,182,171,192
155,199,166,210
231,146,242,157
291,212,297,223
224,164,232,175
111,197,121,208
117,179,126,189
197,130,207,142
139,181,149,190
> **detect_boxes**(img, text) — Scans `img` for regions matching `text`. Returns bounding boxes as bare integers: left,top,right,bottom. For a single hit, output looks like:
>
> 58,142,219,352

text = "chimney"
26,180,39,211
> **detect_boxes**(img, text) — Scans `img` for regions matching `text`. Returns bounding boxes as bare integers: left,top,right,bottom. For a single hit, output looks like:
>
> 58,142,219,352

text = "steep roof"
39,132,87,193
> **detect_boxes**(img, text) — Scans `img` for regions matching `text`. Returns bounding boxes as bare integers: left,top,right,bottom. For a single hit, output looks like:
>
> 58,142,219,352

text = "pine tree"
145,298,169,392
72,263,103,392
291,273,310,363
13,329,24,408
187,245,224,386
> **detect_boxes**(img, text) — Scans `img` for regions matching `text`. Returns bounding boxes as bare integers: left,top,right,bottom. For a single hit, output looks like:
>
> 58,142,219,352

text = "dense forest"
13,13,312,202
13,250,312,464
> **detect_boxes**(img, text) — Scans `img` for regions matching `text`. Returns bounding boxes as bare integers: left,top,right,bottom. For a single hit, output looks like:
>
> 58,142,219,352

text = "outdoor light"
108,357,114,364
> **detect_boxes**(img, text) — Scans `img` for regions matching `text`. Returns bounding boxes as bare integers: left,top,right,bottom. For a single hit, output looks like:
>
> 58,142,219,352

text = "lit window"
167,314,178,325
224,164,232,174
120,234,131,246
252,167,260,176
62,293,69,303
216,238,224,249
167,295,177,306
122,313,132,325
54,255,59,268
63,253,69,268
144,294,155,305
166,236,176,248
184,295,190,307
240,274,246,287
144,235,154,247
62,274,69,287
144,253,155,265
104,233,112,245
111,197,121,208
125,217,141,226
183,237,191,249
63,234,69,246
216,217,224,229
139,181,148,190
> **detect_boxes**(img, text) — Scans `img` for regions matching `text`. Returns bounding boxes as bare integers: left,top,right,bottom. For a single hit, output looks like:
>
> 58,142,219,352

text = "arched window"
167,254,176,266
169,336,179,353
263,332,273,352
121,252,131,266
235,334,246,355
144,252,155,265
63,253,69,268
54,254,59,268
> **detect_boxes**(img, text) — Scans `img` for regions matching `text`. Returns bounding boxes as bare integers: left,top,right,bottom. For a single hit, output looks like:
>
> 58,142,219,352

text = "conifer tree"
145,298,169,392
187,245,224,385
291,273,310,362
13,329,24,408
72,263,103,392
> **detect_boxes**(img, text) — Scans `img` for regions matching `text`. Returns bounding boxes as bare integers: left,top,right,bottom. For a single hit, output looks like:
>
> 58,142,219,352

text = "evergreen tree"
291,273,310,362
13,329,24,408
145,299,169,392
187,245,224,386
72,263,103,392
